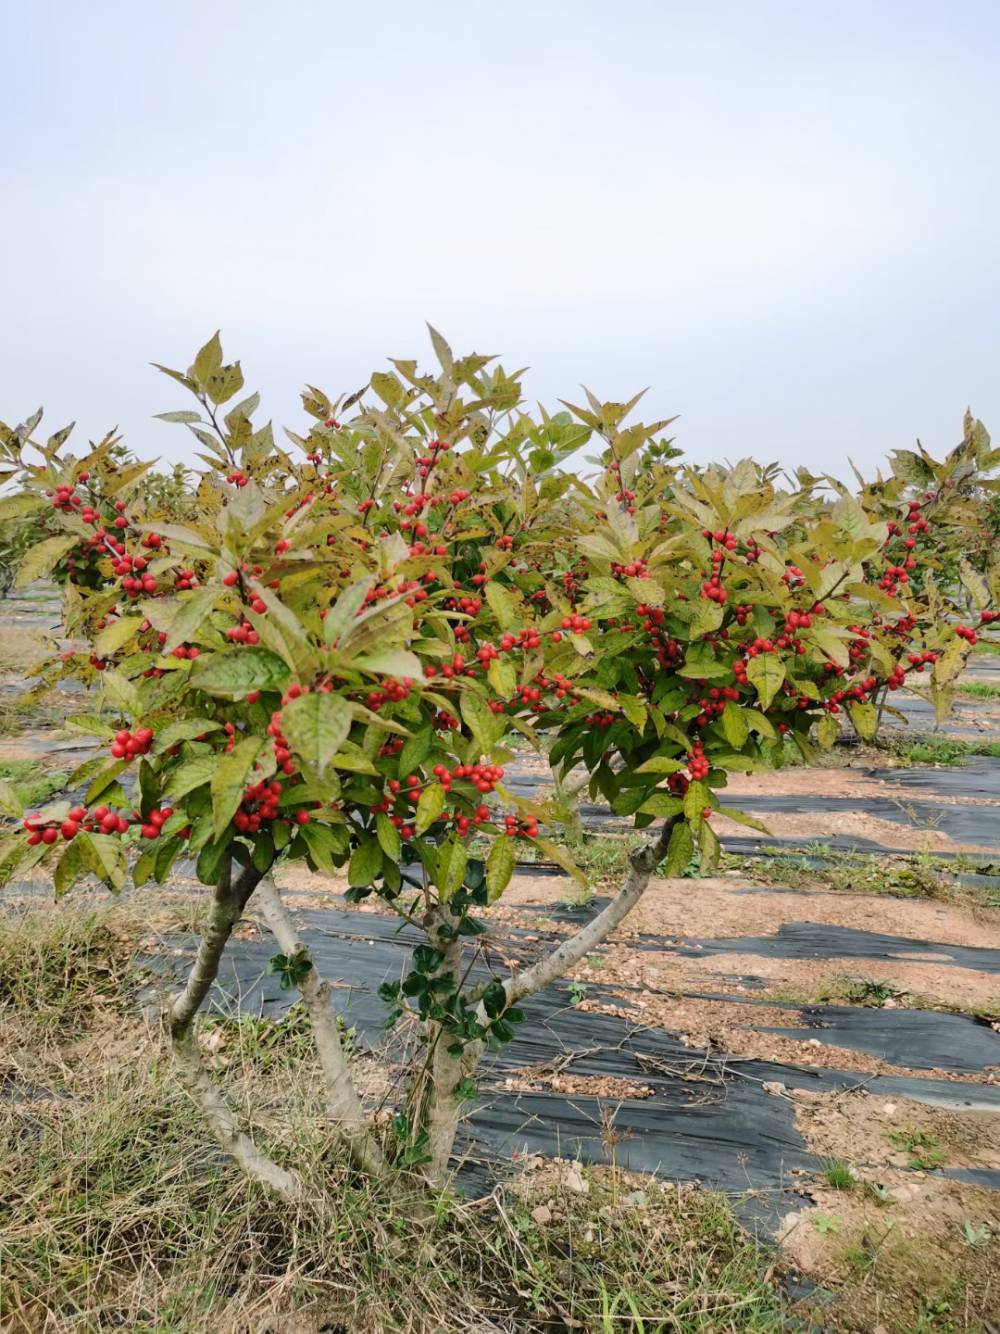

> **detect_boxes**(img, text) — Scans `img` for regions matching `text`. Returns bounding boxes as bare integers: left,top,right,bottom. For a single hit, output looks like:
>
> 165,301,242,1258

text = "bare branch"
503,818,677,1007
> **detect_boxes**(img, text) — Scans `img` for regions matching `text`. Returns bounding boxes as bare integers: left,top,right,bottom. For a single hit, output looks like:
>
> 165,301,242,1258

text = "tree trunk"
420,908,469,1185
169,862,303,1201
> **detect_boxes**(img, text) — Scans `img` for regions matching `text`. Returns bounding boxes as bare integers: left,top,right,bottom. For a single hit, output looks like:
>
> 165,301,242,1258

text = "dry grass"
0,901,791,1333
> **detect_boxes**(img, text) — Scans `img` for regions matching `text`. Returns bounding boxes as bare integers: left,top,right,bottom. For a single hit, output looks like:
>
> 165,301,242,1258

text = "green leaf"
718,806,772,835
460,691,504,751
743,708,777,740
354,649,423,678
699,819,721,872
196,835,232,886
153,718,225,752
300,822,341,874
16,533,78,588
634,755,684,774
54,838,87,897
77,831,127,892
414,783,447,834
190,647,290,699
486,834,516,903
662,821,694,876
398,726,432,777
638,793,684,818
678,645,728,680
64,713,116,739
427,323,454,375
101,669,142,716
210,736,265,837
618,696,647,731
746,654,785,710
154,409,203,424
484,581,519,629
323,577,376,648
0,492,46,521
376,812,402,860
682,779,709,824
811,626,851,669
159,587,218,653
164,753,218,800
85,759,130,805
280,692,352,775
437,836,469,900
349,836,384,887
532,836,586,886
721,702,749,748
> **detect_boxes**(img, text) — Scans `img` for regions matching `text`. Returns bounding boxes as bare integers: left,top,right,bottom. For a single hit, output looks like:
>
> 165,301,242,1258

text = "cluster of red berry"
501,812,539,839
110,726,154,760
686,742,710,780
49,483,83,513
232,779,306,834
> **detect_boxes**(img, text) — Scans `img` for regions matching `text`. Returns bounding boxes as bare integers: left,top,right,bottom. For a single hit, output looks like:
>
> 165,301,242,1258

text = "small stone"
887,1184,917,1202
623,1190,648,1208
777,1210,802,1240
806,1038,822,1047
531,1205,552,1225
762,1080,787,1097
882,998,897,1008
881,1102,898,1117
563,1166,588,1194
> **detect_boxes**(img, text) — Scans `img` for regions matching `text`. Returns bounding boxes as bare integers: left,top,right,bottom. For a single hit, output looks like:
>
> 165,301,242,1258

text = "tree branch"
255,876,386,1175
503,817,677,1007
424,820,680,1181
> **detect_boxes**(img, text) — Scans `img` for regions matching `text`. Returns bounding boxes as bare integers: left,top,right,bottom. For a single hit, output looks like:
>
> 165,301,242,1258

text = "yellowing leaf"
486,835,516,902
94,616,144,657
847,699,877,740
487,657,517,697
815,713,839,748
414,782,447,835
0,778,23,817
15,533,78,588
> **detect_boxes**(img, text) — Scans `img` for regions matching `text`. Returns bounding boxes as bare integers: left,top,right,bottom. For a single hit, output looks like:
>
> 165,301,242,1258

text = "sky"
2,0,999,479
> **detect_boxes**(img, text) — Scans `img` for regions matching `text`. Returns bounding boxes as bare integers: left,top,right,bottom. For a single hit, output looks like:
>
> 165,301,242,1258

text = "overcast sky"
3,1,999,477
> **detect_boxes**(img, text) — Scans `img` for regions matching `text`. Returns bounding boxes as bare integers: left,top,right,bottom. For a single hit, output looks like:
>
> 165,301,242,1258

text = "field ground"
1,589,999,1332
